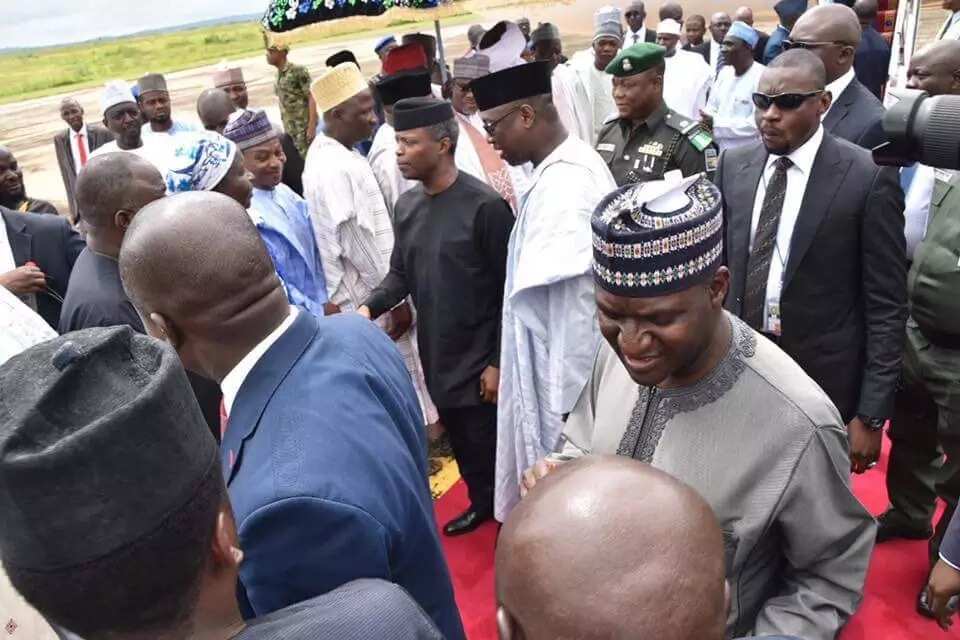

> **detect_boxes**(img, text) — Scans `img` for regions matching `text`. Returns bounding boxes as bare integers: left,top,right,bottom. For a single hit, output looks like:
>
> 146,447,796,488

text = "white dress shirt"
709,39,723,75
749,125,825,332
823,68,856,118
627,27,648,45
0,215,15,276
903,163,935,259
220,306,298,415
69,124,89,175
938,11,960,40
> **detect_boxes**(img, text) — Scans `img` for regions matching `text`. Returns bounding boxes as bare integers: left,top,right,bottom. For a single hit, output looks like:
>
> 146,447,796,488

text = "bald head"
75,152,165,231
496,456,727,640
768,47,827,88
853,0,878,23
119,192,288,378
659,1,683,22
197,89,237,134
907,39,960,96
734,6,754,25
790,4,861,81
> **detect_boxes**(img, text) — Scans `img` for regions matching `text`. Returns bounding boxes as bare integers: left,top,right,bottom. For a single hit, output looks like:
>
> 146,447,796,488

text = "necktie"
743,156,793,329
633,32,639,44
77,132,88,168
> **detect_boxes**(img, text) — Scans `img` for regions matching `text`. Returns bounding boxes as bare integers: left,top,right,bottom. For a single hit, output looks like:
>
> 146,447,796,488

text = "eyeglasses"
782,38,850,51
751,91,824,110
483,106,523,136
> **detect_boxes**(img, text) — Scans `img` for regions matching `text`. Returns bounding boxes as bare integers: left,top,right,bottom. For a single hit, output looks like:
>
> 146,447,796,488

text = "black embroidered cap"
470,61,553,112
393,96,455,132
0,326,218,572
592,174,723,297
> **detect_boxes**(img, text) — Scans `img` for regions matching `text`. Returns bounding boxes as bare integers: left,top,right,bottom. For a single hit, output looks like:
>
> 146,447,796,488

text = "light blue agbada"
249,184,328,317
494,134,616,521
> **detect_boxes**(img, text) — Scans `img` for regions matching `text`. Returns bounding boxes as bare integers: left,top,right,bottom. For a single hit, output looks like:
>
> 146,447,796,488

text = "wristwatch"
858,415,886,431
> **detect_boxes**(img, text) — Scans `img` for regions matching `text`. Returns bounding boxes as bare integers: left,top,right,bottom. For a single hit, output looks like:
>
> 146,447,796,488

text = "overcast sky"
4,0,268,49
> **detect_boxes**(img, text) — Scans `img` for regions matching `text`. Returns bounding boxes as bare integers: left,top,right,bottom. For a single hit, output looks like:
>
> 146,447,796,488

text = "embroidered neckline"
616,314,757,461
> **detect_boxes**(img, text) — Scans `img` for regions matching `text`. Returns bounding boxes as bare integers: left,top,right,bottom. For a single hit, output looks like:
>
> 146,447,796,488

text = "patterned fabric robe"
303,133,437,424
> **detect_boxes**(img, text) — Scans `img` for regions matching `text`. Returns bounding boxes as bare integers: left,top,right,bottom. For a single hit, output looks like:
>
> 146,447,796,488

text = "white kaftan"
368,122,418,219
303,133,438,424
663,49,712,121
705,62,765,151
494,134,616,521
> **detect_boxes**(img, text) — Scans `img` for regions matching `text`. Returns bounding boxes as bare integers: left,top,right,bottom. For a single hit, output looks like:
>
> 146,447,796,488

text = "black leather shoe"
875,510,932,543
443,509,491,536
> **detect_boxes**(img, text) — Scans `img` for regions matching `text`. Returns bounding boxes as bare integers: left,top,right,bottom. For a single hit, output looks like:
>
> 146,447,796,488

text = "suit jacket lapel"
221,310,317,485
823,82,854,130
727,147,766,295
3,211,31,266
782,136,848,290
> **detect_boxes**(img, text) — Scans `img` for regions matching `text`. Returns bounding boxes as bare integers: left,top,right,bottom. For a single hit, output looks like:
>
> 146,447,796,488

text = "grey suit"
234,579,443,640
53,125,113,218
718,133,907,422
823,78,886,149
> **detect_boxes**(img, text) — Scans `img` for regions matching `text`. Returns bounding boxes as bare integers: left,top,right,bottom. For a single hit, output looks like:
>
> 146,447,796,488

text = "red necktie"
219,399,229,439
77,132,88,167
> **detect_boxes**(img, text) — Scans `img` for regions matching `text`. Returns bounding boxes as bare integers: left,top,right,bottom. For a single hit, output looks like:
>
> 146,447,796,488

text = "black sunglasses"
782,38,850,51
483,106,523,136
751,91,823,110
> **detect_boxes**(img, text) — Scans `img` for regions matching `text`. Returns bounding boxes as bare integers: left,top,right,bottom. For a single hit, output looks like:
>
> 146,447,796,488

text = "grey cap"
0,327,218,572
137,72,168,95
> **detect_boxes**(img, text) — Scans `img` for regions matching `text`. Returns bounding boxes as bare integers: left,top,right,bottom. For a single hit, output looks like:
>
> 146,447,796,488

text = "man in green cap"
596,42,718,187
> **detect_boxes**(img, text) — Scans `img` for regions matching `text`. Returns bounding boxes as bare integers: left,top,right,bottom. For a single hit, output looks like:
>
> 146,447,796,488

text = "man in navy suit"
854,0,892,99
789,3,886,149
0,207,84,331
118,191,466,640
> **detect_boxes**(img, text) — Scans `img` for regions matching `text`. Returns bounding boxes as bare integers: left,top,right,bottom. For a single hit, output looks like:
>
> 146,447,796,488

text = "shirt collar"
825,67,856,105
73,124,88,139
220,306,298,415
766,124,824,176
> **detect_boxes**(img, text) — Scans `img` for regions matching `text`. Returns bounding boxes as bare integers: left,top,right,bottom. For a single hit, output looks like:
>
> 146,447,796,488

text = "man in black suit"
0,207,83,331
789,3,886,148
54,98,112,221
682,14,711,63
624,1,657,45
853,0,892,99
735,6,770,63
717,49,907,474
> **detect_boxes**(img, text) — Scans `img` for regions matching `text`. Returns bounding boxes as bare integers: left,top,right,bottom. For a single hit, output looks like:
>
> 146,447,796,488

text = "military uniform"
276,62,312,157
600,42,717,187
886,168,960,565
596,103,717,187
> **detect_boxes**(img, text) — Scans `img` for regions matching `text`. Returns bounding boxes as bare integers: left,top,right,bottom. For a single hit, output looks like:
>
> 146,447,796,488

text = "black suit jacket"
683,41,711,64
717,134,907,421
754,31,770,63
2,208,85,331
823,78,886,149
854,26,892,100
626,28,657,45
53,124,113,218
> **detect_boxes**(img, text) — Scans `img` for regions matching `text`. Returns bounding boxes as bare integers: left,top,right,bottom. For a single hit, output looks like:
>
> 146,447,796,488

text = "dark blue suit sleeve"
237,496,392,618
941,508,960,569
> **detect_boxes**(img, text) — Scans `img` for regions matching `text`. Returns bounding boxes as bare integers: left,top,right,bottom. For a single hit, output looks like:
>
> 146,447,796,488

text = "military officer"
265,39,316,158
596,43,717,187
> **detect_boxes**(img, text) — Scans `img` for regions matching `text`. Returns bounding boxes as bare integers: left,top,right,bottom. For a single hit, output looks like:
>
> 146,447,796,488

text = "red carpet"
434,436,960,639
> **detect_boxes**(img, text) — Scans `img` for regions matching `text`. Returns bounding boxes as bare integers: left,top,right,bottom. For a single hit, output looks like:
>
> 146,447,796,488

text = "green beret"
605,43,666,77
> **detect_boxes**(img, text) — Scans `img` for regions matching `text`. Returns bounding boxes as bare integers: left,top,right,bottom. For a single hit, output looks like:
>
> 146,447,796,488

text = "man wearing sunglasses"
596,43,717,187
717,48,907,478
787,3,886,149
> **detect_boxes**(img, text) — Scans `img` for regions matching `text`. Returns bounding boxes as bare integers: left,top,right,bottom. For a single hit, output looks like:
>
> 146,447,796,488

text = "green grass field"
0,12,476,105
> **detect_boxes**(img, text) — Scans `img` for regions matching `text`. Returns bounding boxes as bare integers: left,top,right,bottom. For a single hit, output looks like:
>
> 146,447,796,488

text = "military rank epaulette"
664,111,714,152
